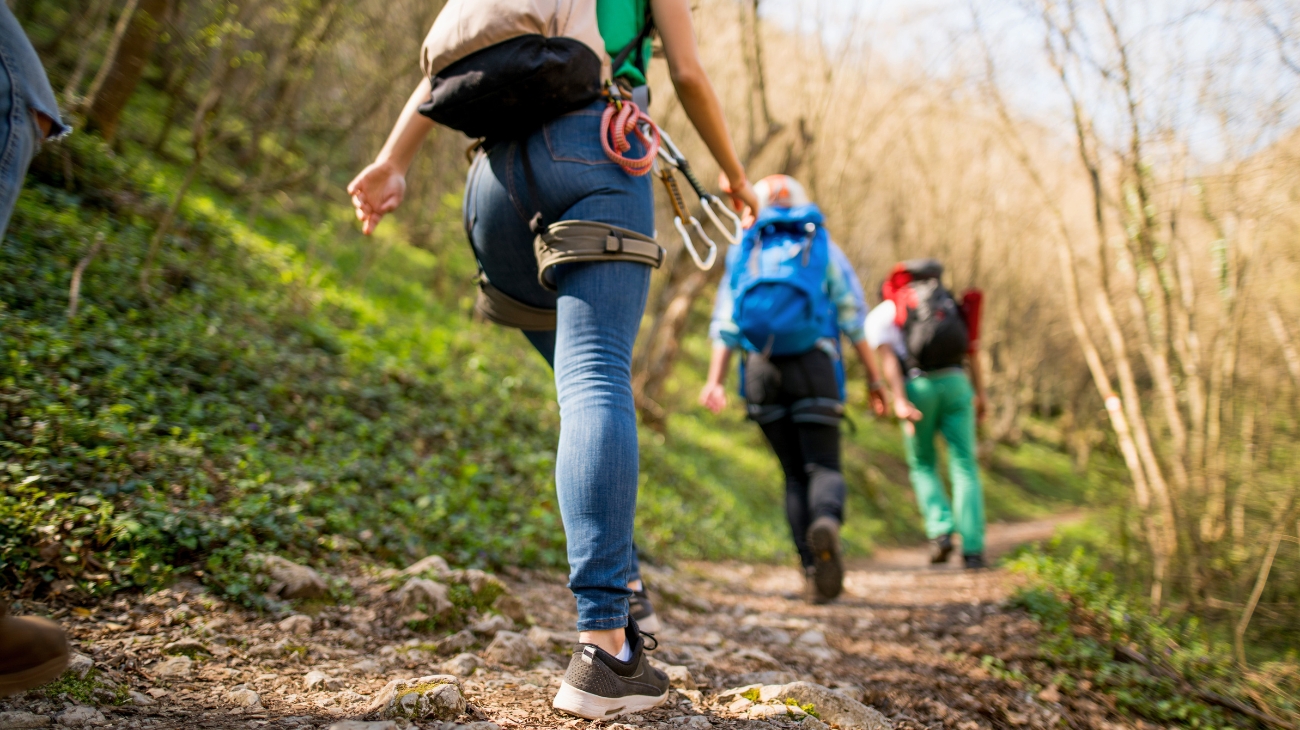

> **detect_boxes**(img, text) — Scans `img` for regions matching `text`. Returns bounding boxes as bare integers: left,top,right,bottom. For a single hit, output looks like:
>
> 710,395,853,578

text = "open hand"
894,397,922,422
347,161,407,235
699,383,728,414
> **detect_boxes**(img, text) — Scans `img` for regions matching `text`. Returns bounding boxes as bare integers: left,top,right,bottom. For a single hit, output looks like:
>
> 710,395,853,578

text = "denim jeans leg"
0,49,37,238
464,101,654,632
553,260,651,630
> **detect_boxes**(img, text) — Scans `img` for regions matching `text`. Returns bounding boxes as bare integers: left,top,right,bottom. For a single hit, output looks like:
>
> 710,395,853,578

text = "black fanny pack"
418,13,654,142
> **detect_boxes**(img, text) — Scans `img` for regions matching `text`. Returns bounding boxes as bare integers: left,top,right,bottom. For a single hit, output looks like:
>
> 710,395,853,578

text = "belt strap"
746,403,788,425
535,221,664,291
790,397,845,426
474,275,557,330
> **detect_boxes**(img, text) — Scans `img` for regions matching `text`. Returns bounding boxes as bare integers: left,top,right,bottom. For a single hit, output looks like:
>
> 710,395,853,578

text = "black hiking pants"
745,348,845,568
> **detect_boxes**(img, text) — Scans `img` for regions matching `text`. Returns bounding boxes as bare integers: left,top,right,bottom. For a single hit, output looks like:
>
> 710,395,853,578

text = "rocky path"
2,517,1134,730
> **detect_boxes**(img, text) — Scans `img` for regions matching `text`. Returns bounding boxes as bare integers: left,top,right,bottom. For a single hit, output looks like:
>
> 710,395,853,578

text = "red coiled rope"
600,100,660,176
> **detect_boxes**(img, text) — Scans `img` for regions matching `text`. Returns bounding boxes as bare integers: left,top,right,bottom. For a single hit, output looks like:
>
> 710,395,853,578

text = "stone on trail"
367,674,466,721
650,659,696,690
437,629,477,654
227,687,262,708
392,577,455,618
440,652,485,677
401,554,452,578
304,669,347,691
257,554,328,599
327,722,398,730
150,655,194,679
53,706,106,727
796,629,827,647
492,592,528,624
0,711,51,728
668,716,712,729
732,671,797,686
162,638,210,656
483,630,536,666
128,690,156,706
469,613,514,636
778,681,892,730
278,614,314,635
525,625,571,649
65,652,94,679
350,658,384,675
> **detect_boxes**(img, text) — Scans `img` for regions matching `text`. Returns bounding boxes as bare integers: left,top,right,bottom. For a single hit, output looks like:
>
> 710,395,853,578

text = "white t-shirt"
865,301,907,359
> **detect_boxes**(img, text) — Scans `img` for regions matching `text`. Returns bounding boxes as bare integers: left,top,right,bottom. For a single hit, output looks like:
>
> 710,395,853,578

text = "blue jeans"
0,38,40,238
463,100,653,631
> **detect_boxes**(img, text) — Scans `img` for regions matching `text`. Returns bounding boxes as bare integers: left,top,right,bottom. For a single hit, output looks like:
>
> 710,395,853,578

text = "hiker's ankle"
579,628,626,657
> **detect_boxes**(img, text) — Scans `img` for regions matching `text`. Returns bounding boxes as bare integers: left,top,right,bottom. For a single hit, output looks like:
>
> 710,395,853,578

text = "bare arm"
853,339,887,415
699,342,734,414
652,0,757,215
347,78,436,235
878,345,921,422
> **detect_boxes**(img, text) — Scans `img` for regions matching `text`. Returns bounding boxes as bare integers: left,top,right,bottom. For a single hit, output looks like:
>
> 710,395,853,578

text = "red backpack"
881,259,982,371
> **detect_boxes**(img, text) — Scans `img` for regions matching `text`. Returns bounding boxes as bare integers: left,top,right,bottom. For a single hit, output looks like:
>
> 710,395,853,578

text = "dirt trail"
3,516,1138,730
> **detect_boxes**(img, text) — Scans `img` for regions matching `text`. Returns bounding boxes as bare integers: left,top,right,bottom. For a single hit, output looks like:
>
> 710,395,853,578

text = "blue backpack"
730,205,833,356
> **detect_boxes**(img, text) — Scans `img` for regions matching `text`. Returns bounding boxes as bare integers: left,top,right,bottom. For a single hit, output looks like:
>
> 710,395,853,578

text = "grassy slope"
0,124,1101,604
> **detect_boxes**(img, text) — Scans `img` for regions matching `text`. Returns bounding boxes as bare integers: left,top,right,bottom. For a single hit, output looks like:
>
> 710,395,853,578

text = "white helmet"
753,174,811,211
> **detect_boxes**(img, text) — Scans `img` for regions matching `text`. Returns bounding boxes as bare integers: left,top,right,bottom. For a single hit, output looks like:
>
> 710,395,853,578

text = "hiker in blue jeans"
350,0,757,717
0,2,74,698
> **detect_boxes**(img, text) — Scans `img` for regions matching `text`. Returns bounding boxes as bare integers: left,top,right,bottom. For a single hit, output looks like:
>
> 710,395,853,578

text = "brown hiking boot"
806,516,844,603
0,603,70,697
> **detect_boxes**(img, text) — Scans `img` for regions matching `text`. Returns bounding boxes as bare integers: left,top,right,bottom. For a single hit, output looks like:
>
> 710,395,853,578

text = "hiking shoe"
963,554,987,571
0,605,70,697
806,516,844,603
552,616,669,719
929,533,954,564
629,585,661,633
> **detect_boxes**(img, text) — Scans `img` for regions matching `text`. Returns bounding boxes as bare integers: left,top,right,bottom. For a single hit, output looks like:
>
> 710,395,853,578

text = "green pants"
902,370,985,555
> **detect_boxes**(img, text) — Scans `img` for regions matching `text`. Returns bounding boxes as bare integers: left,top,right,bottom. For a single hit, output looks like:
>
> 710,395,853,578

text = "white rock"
716,684,762,701
796,630,827,647
327,722,398,730
400,555,451,578
660,663,696,690
54,706,105,727
0,711,51,728
778,681,892,730
278,615,313,635
525,625,571,649
437,629,477,654
304,669,346,691
392,577,455,618
227,687,262,708
462,723,501,730
732,648,784,668
350,659,383,674
482,630,536,666
726,698,753,714
65,653,94,679
440,653,485,677
146,688,168,698
128,690,156,706
749,704,803,720
150,655,194,679
256,554,328,599
469,613,514,636
367,675,465,721
339,690,368,704
669,716,712,729
758,685,787,702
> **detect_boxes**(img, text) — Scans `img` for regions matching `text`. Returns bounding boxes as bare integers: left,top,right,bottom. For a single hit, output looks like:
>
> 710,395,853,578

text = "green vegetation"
1008,548,1299,728
41,668,129,706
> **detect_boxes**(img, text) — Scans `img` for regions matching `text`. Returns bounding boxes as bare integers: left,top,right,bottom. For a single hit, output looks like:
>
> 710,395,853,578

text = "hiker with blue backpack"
700,175,886,604
867,259,988,569
349,0,757,719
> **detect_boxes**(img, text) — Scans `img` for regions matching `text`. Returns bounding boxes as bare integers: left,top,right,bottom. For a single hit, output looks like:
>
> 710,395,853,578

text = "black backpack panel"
901,278,969,371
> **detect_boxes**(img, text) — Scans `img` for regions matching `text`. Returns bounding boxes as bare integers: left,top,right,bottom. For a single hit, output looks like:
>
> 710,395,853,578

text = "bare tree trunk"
61,0,117,103
84,0,170,143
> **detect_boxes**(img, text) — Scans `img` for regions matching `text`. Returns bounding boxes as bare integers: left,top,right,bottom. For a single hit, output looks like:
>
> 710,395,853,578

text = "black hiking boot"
552,616,669,720
963,554,987,571
929,533,954,564
629,585,661,633
806,516,844,603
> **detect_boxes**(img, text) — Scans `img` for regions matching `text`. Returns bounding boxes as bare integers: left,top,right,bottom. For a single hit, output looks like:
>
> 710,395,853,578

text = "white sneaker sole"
552,681,669,720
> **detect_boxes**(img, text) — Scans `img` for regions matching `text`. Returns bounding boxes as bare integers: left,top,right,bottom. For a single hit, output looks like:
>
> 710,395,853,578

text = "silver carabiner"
699,194,743,246
672,215,718,270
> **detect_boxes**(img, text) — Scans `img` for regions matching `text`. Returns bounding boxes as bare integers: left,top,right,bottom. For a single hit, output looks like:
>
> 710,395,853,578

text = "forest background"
2,0,1299,722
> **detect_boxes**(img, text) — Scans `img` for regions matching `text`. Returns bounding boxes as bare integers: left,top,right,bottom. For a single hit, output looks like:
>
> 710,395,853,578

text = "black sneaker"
552,616,669,719
930,533,954,564
629,585,661,633
806,516,843,603
963,554,986,570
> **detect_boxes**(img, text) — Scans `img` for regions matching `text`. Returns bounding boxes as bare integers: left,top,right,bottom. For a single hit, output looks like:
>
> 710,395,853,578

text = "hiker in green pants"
866,260,988,569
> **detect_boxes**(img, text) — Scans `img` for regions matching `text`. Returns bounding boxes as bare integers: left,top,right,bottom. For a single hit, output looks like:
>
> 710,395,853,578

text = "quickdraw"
599,85,743,271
